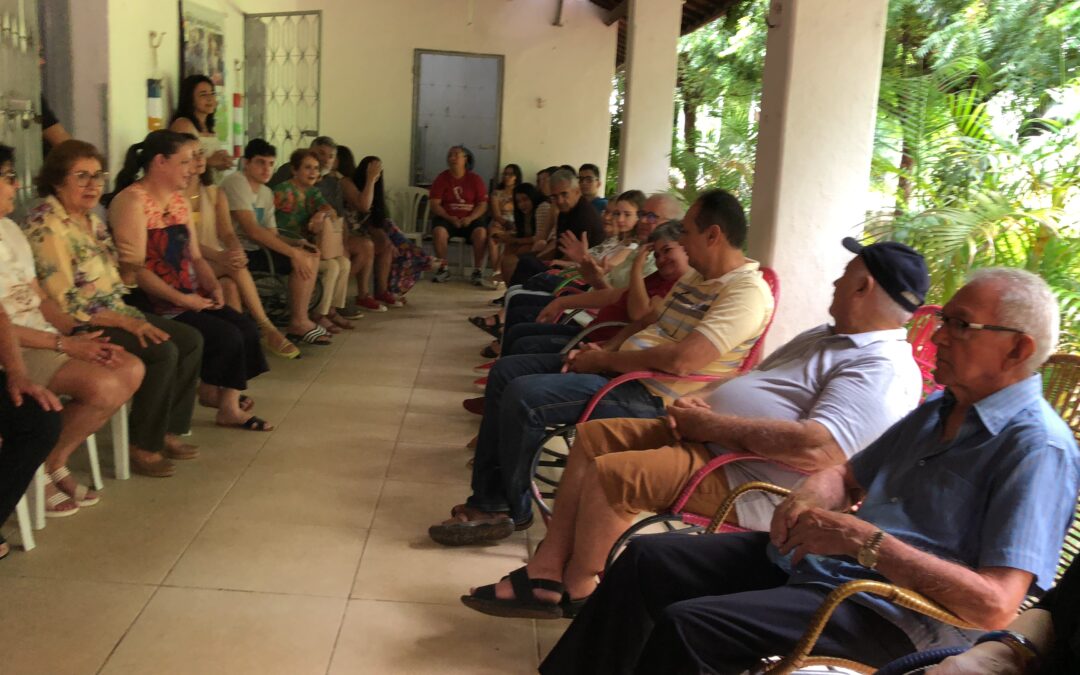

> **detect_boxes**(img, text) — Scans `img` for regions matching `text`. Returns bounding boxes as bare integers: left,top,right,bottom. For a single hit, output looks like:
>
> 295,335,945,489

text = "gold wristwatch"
856,529,885,569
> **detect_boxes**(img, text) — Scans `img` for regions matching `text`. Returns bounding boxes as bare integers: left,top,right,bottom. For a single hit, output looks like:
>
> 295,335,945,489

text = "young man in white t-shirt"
221,139,329,345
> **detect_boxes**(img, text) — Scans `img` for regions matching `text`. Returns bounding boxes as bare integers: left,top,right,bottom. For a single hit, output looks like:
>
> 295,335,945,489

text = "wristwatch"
975,630,1042,671
856,529,885,569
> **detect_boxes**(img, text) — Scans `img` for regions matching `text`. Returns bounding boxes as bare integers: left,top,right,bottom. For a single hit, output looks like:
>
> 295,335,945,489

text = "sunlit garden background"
607,0,1080,351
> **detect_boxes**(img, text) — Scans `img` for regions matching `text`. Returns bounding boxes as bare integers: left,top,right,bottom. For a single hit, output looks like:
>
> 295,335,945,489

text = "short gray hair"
646,192,685,221
648,220,684,243
549,169,578,189
871,283,914,325
311,136,337,149
968,267,1060,371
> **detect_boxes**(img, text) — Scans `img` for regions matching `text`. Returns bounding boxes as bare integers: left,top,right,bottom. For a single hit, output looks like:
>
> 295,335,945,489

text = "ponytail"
104,130,191,206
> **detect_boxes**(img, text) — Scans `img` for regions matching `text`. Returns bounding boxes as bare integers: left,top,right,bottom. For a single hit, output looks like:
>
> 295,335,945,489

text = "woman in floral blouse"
24,140,203,477
273,149,353,332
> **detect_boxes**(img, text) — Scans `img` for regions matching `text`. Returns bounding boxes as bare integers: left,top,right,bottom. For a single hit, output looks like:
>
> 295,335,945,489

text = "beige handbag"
315,214,346,260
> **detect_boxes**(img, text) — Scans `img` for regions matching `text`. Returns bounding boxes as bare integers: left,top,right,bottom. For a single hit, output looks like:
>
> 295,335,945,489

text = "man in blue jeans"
429,189,776,546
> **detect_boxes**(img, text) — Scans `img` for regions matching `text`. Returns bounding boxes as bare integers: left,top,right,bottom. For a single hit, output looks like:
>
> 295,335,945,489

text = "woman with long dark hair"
351,154,433,300
109,130,272,432
169,74,234,178
486,164,522,287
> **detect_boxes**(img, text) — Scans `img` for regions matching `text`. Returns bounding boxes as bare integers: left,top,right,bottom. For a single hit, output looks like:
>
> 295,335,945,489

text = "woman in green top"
272,150,353,331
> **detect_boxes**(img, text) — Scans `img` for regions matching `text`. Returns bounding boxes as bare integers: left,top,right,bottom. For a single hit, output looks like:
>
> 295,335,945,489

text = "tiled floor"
0,281,567,675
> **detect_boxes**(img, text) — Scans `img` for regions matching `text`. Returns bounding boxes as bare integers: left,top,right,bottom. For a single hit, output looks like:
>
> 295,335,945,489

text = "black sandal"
461,566,566,619
217,416,274,432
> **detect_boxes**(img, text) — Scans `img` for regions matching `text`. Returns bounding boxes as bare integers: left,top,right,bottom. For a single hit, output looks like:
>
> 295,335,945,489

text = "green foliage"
627,0,1080,353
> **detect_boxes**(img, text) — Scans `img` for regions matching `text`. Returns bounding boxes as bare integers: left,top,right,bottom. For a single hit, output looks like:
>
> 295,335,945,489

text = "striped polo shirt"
618,261,774,400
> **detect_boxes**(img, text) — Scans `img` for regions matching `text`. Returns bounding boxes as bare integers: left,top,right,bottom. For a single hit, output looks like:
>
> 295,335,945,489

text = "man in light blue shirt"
541,267,1079,674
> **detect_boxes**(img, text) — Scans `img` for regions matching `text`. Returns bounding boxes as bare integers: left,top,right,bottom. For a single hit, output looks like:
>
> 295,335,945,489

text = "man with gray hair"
540,266,1079,675
548,169,605,260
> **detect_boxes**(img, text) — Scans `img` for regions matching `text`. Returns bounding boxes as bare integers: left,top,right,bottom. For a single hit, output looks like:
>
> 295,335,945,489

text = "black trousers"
540,532,915,675
173,307,268,391
100,314,202,452
0,373,62,528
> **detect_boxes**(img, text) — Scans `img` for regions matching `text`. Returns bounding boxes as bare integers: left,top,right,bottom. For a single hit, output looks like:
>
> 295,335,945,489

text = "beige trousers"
316,256,350,315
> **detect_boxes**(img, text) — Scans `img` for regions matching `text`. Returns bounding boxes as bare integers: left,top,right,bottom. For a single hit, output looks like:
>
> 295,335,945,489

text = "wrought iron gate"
244,11,321,160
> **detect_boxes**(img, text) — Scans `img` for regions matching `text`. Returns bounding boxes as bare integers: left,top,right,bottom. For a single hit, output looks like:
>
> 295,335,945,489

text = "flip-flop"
286,327,332,345
217,415,274,432
460,566,566,620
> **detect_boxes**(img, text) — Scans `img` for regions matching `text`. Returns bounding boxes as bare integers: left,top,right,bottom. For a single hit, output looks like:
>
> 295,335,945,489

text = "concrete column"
617,0,681,194
747,0,889,351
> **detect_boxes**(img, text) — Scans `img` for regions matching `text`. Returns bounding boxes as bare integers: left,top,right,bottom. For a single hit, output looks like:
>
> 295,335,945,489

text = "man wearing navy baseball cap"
842,237,930,313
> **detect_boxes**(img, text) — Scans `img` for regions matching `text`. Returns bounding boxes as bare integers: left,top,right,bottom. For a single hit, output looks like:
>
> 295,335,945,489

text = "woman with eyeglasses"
109,130,272,432
0,143,142,515
23,139,206,477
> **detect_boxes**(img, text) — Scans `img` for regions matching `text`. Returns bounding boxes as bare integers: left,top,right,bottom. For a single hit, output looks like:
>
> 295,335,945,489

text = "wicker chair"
715,352,1080,674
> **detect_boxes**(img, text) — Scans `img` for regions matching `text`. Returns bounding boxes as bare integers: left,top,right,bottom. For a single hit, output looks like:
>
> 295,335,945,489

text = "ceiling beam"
604,0,628,26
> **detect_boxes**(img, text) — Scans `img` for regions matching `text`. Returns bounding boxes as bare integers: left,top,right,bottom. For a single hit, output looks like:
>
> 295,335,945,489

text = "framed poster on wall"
179,0,229,142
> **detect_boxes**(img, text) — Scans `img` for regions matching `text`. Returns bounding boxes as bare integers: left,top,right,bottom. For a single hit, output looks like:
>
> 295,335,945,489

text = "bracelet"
975,630,1041,670
54,334,64,354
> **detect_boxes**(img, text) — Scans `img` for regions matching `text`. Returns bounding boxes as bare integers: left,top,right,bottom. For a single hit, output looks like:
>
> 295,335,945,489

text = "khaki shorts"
574,417,737,524
21,347,71,386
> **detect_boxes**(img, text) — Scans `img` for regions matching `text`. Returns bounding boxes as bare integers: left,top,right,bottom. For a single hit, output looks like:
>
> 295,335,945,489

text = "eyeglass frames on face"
0,170,18,186
69,171,109,188
639,211,660,221
934,310,1024,338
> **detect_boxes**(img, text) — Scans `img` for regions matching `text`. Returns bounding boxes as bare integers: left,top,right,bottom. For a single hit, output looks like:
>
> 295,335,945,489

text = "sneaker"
470,269,483,286
374,291,405,308
432,266,451,283
337,305,365,320
355,296,388,312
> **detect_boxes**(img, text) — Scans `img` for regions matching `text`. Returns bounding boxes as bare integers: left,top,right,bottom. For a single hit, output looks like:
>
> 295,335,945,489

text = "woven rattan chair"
711,349,1080,675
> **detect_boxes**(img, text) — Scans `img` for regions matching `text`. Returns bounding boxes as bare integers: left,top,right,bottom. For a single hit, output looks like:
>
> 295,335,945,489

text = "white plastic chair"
395,187,431,246
27,404,129,532
13,493,35,551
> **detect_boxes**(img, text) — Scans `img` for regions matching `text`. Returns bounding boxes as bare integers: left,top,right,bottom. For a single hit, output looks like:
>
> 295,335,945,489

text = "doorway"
410,50,503,188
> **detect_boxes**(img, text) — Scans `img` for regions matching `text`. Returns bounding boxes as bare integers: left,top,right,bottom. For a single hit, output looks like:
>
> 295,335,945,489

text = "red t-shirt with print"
429,170,488,219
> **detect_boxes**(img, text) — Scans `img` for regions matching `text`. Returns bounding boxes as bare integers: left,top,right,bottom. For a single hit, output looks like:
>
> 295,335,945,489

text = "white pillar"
618,0,681,194
747,0,889,351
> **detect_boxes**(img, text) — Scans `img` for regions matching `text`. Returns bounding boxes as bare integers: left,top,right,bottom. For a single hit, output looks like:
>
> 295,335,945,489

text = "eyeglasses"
640,211,660,221
0,170,17,186
934,310,1024,339
70,171,109,187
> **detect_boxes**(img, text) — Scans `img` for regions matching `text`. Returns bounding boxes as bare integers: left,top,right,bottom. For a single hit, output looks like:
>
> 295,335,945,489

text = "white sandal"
43,475,80,518
49,466,99,507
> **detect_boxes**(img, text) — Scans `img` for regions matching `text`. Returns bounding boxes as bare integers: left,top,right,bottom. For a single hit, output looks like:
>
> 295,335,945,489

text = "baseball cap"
842,237,930,312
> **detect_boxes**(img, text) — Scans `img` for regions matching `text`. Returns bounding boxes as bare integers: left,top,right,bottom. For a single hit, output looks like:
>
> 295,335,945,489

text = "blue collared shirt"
768,374,1080,650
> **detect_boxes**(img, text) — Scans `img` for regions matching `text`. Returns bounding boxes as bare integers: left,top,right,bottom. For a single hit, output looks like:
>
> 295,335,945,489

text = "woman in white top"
181,137,299,359
169,74,235,180
0,144,142,515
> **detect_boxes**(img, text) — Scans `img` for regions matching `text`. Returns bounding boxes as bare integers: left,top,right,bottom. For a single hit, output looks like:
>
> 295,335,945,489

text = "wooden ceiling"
588,0,744,66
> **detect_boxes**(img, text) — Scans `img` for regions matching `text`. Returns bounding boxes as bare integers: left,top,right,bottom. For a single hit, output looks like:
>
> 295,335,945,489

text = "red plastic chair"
529,267,780,523
907,304,943,400
601,300,944,568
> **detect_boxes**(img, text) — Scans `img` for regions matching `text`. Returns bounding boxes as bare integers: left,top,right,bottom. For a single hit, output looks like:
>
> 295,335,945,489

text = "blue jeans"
466,353,665,523
504,322,582,356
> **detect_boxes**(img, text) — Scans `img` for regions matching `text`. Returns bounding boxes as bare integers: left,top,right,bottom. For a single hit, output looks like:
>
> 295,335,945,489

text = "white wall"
98,0,616,191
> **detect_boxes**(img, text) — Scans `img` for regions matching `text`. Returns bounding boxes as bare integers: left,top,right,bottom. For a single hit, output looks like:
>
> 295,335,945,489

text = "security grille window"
1,0,42,215
244,11,320,161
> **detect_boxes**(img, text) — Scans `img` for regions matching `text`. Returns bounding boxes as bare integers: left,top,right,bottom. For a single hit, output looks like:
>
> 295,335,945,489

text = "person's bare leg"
478,428,597,604
348,235,375,300
471,227,488,270
219,276,241,312
228,266,292,350
500,252,519,286
433,226,449,262
44,354,143,500
371,229,392,296
215,388,272,429
560,461,636,598
487,236,502,278
287,269,321,336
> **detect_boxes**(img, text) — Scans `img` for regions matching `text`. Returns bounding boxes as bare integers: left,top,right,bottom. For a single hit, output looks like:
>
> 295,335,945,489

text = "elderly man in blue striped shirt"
541,267,1080,675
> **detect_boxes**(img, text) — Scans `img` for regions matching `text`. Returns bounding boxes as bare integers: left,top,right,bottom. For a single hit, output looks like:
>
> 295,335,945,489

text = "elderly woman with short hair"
23,139,204,476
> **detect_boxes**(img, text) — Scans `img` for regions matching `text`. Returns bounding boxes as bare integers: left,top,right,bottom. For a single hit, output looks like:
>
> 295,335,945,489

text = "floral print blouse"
22,196,143,323
273,181,329,241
